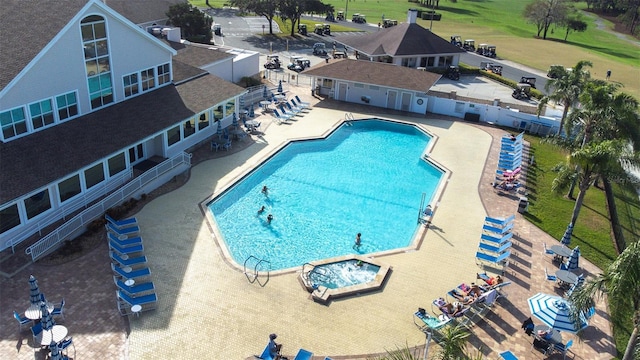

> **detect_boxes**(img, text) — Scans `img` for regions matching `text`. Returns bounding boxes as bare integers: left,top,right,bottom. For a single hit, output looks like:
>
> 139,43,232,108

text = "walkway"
0,91,615,360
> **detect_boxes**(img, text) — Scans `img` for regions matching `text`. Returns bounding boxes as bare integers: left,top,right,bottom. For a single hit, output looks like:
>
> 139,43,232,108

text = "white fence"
25,152,191,261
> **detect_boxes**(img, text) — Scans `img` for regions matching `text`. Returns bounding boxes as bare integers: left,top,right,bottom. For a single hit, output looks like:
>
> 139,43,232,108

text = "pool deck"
0,90,615,359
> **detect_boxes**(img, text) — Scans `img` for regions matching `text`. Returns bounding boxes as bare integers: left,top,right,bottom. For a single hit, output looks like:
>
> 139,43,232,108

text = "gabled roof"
0,0,182,91
302,59,441,93
165,40,235,69
335,23,465,57
0,75,245,204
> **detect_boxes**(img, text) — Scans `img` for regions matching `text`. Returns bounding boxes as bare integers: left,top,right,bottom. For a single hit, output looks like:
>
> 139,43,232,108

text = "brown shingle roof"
101,0,187,25
334,23,465,57
166,40,234,69
0,75,245,203
302,59,441,93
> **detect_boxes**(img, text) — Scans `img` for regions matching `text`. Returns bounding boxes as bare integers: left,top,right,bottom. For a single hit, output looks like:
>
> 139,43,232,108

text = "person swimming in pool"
267,214,273,224
261,185,269,195
258,205,265,214
353,233,362,250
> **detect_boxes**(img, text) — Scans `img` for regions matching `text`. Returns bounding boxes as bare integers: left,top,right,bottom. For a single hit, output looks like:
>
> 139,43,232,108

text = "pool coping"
199,117,452,277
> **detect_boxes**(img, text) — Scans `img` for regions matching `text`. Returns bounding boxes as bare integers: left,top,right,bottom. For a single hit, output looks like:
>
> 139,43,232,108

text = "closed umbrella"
232,112,238,127
248,103,255,118
49,340,63,360
29,275,41,305
239,95,245,110
565,246,580,271
40,301,55,330
528,292,587,333
262,85,268,99
277,80,283,93
560,222,573,246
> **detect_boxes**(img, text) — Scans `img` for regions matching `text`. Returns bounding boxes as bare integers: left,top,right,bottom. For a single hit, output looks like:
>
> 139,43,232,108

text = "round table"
25,302,55,320
555,270,578,285
131,304,142,317
550,245,571,258
259,101,272,112
40,325,68,345
533,325,562,344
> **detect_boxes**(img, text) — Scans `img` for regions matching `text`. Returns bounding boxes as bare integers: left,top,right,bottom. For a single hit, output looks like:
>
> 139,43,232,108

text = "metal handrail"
244,255,270,287
24,152,191,261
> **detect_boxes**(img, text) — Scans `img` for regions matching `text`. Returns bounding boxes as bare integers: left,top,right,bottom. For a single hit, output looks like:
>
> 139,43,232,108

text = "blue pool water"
208,119,443,270
308,260,380,289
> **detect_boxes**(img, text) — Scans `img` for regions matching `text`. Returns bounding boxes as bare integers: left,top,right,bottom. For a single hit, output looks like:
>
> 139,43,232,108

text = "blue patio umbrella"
262,85,268,99
40,301,55,330
239,95,245,110
248,103,255,118
565,246,580,271
277,80,283,93
560,222,573,246
528,292,587,333
232,112,238,127
29,275,41,305
217,123,223,138
49,340,63,360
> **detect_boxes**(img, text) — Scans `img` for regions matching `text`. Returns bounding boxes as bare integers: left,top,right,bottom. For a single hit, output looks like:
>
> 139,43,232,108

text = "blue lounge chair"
114,278,155,295
475,251,510,266
107,232,143,247
499,350,518,360
291,98,309,110
109,239,144,256
255,343,275,360
106,222,139,237
116,290,157,310
283,102,302,115
480,232,513,246
105,214,138,229
272,109,292,123
287,100,305,112
111,262,151,280
482,222,514,235
544,267,556,281
484,215,515,227
51,298,65,320
478,241,512,254
413,310,452,331
294,95,310,107
110,251,147,267
293,349,313,360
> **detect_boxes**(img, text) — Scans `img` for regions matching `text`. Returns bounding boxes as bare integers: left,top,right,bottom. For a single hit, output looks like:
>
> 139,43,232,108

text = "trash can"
213,24,221,36
518,197,528,214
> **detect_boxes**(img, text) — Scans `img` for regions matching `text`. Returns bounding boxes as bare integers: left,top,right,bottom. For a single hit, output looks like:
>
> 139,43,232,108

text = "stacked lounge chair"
494,133,524,191
105,214,157,316
475,215,515,271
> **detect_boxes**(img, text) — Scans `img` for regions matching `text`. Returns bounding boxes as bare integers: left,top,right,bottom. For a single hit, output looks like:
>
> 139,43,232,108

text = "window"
82,15,112,109
84,163,105,189
225,100,235,116
123,74,139,97
29,99,55,130
1,107,27,140
0,204,20,234
198,112,210,130
322,79,333,87
184,118,195,138
157,63,170,85
167,126,180,146
427,57,435,67
58,175,81,202
213,105,223,122
56,92,78,121
108,153,126,177
353,83,364,88
24,190,51,220
128,144,144,164
369,85,380,90
141,68,155,91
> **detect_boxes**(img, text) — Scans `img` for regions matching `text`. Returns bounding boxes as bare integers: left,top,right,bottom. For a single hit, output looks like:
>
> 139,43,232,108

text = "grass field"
194,0,640,99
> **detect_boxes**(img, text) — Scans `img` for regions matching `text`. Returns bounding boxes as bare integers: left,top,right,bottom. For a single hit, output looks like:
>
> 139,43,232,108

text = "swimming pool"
207,119,443,270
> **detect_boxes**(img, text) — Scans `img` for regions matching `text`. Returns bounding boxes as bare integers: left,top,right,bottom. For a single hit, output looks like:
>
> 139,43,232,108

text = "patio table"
534,324,562,344
259,100,272,112
40,324,68,345
555,270,578,287
25,302,54,320
549,245,571,258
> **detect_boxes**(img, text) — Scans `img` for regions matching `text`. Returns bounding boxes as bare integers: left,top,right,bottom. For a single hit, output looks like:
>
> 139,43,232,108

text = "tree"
166,3,212,43
538,60,592,136
228,0,278,34
278,0,332,36
563,13,588,41
433,324,470,360
569,240,640,360
551,140,640,228
523,0,570,39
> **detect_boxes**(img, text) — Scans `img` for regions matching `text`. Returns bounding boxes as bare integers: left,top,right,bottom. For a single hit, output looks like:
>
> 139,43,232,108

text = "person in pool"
267,214,273,224
258,205,266,214
353,233,362,250
261,185,269,195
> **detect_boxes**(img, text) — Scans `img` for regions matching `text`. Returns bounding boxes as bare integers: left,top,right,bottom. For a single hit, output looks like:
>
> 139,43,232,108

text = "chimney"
407,9,418,24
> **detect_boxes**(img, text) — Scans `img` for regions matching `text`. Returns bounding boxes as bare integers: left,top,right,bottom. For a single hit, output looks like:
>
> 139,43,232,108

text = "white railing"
3,170,132,253
25,152,192,261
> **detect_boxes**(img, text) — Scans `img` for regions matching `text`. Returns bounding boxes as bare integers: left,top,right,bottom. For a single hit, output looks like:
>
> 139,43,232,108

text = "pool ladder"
345,112,354,125
244,255,271,287
301,263,330,290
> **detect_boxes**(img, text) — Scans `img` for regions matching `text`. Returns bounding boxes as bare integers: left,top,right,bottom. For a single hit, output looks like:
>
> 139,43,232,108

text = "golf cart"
445,65,460,80
463,39,475,52
336,11,345,21
519,77,537,88
323,24,331,35
213,24,222,36
313,43,327,56
485,45,497,58
263,55,281,70
332,48,347,58
476,44,488,56
298,24,307,36
450,35,462,48
482,62,502,76
512,84,531,100
287,55,310,72
382,19,398,28
314,24,324,35
352,13,366,23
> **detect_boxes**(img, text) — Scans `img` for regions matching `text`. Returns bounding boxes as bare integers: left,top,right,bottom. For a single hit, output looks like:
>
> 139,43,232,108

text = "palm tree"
434,324,470,360
569,241,640,360
551,140,640,227
537,60,592,136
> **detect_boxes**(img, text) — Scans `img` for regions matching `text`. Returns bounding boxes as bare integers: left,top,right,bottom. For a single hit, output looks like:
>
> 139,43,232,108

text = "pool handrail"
243,255,271,287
